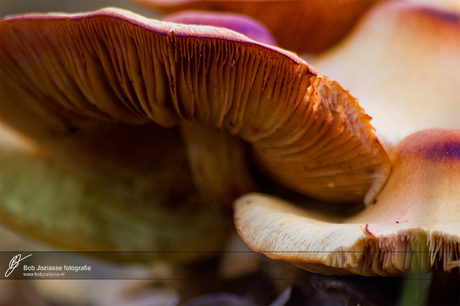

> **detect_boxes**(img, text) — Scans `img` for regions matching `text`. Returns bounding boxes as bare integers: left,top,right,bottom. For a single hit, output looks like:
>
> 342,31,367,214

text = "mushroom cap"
310,1,460,151
162,11,277,46
0,7,389,206
234,129,460,276
0,125,229,263
130,0,382,54
405,0,460,13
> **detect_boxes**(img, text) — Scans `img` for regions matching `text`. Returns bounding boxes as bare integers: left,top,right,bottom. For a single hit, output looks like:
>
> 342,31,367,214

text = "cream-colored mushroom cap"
310,1,460,151
235,129,460,276
0,7,389,210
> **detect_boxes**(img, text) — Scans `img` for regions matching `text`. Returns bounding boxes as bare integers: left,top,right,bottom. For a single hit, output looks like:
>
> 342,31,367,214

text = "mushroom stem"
180,123,258,209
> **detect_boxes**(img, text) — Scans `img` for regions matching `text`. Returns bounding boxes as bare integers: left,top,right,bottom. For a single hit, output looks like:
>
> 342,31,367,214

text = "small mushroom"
235,129,460,276
130,0,382,54
310,1,460,151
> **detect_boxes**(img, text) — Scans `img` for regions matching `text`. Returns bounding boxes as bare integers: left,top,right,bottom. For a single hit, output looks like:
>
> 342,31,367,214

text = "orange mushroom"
0,7,389,205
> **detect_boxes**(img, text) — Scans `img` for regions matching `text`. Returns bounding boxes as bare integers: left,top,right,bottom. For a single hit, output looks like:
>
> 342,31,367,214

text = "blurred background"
0,0,161,18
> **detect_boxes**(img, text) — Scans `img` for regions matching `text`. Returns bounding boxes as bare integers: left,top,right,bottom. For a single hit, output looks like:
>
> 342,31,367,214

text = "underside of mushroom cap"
130,0,381,54
0,7,389,210
235,129,460,276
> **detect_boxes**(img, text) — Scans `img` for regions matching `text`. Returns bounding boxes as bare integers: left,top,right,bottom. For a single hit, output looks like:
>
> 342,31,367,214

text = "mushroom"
162,11,277,46
0,8,389,257
130,0,382,54
235,129,460,276
405,0,460,13
310,1,460,151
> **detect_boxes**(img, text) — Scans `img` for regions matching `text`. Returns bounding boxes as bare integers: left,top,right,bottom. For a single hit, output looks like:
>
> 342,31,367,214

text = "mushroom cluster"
0,0,459,286
233,1,460,276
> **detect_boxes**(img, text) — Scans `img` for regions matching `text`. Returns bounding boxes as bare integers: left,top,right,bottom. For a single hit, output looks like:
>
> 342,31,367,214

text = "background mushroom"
129,0,382,54
406,0,460,13
310,1,460,151
235,129,460,277
161,10,277,46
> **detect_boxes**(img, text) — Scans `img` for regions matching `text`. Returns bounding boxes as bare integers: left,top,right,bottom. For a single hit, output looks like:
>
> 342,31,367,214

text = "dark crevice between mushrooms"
247,151,365,219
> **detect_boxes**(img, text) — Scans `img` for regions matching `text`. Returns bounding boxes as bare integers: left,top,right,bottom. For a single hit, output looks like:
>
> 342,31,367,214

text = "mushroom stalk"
179,123,257,208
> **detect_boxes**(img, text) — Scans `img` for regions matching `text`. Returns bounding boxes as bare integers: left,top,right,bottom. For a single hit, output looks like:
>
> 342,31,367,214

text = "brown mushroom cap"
0,7,389,215
130,0,382,54
310,1,460,151
234,129,460,276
